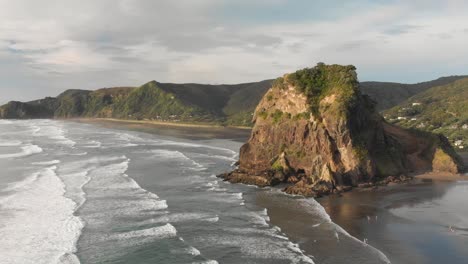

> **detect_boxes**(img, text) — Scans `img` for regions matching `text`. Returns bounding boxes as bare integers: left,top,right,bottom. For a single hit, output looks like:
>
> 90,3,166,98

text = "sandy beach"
315,152,468,264
69,118,252,142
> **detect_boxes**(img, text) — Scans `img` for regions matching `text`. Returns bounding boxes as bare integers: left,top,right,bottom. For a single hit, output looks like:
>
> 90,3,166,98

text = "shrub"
270,109,284,124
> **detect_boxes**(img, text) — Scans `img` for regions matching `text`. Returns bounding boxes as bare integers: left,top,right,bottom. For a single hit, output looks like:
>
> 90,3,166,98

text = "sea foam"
114,223,177,240
0,166,84,264
0,144,43,159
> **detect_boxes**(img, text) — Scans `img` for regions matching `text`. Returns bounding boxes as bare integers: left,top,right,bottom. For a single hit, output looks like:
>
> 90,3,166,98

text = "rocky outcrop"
0,100,55,119
219,63,464,197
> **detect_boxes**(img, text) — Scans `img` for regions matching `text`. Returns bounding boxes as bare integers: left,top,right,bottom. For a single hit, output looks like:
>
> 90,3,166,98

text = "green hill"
360,76,468,111
0,80,272,126
383,78,468,150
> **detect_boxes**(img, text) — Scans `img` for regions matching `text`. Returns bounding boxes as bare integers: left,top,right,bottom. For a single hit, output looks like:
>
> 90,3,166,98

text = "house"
411,118,417,121
463,124,468,130
412,102,422,106
454,140,463,146
397,116,407,120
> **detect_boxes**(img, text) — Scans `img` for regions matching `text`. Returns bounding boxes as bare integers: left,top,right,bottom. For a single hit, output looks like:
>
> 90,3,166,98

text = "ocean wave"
170,246,201,256
82,157,171,224
82,140,102,148
31,122,76,147
194,232,314,263
0,140,22,147
190,152,237,162
0,166,84,264
192,260,219,264
0,144,43,159
141,212,220,225
0,120,13,125
32,160,61,165
151,149,206,171
114,223,177,240
3,171,41,192
69,152,88,156
151,139,237,156
60,171,91,209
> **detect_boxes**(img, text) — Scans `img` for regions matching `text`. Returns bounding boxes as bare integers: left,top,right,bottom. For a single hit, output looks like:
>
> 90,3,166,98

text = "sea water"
0,120,390,264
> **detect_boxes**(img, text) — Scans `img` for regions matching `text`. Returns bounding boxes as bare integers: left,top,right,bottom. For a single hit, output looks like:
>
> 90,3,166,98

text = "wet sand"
252,152,468,263
315,153,468,263
69,118,251,142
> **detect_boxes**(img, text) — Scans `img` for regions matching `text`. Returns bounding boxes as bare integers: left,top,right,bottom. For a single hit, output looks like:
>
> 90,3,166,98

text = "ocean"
0,119,465,264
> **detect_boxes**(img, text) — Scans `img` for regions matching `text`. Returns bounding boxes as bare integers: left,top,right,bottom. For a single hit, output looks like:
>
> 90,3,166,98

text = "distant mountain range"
1,74,467,144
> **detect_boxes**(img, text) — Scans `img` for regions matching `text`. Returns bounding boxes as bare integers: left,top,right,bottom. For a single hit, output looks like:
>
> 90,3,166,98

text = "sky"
1,0,468,103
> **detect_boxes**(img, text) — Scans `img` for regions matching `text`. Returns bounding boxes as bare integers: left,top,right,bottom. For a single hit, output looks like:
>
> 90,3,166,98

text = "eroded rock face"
220,64,464,196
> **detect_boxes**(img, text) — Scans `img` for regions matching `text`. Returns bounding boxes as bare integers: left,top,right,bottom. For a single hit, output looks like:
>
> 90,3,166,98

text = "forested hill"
383,77,468,149
360,75,468,111
0,80,272,127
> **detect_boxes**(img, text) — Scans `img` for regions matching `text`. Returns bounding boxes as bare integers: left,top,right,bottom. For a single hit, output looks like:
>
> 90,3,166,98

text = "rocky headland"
219,63,464,197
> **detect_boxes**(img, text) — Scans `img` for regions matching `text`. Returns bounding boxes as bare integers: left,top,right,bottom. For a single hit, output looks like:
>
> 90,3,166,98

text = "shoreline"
68,118,252,142
317,177,468,264
67,117,252,130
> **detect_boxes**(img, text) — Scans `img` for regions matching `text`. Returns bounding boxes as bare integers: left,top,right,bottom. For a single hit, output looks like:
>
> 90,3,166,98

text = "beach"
71,118,251,142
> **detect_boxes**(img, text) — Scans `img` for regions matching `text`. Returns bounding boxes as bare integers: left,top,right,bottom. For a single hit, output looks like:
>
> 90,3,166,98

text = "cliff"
220,64,464,197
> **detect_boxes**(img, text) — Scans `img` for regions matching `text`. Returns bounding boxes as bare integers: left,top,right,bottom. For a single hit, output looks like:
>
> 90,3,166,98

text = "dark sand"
315,153,468,263
70,118,251,142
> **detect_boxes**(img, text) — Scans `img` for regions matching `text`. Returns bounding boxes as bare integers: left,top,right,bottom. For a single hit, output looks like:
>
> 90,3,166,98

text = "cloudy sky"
1,0,468,103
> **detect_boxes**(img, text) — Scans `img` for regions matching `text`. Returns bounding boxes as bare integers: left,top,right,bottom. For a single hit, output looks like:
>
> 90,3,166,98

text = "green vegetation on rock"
283,63,359,118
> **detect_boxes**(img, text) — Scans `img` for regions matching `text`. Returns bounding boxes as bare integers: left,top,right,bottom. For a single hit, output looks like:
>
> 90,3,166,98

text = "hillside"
0,81,272,126
1,73,466,129
220,63,464,197
360,75,468,111
384,78,468,150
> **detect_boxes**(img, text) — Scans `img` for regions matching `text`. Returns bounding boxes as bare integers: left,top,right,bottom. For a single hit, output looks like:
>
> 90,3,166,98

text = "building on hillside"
454,140,463,146
417,122,426,128
412,102,422,106
462,124,468,130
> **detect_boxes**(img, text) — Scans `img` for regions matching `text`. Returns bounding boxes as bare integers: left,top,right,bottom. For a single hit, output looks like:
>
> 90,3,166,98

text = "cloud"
383,24,425,35
0,0,468,103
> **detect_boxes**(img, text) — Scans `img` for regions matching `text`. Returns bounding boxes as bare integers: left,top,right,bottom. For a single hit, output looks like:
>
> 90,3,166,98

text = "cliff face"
221,64,464,196
0,100,55,119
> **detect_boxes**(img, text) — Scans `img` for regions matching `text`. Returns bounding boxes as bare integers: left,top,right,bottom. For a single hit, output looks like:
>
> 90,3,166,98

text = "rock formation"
220,63,464,197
